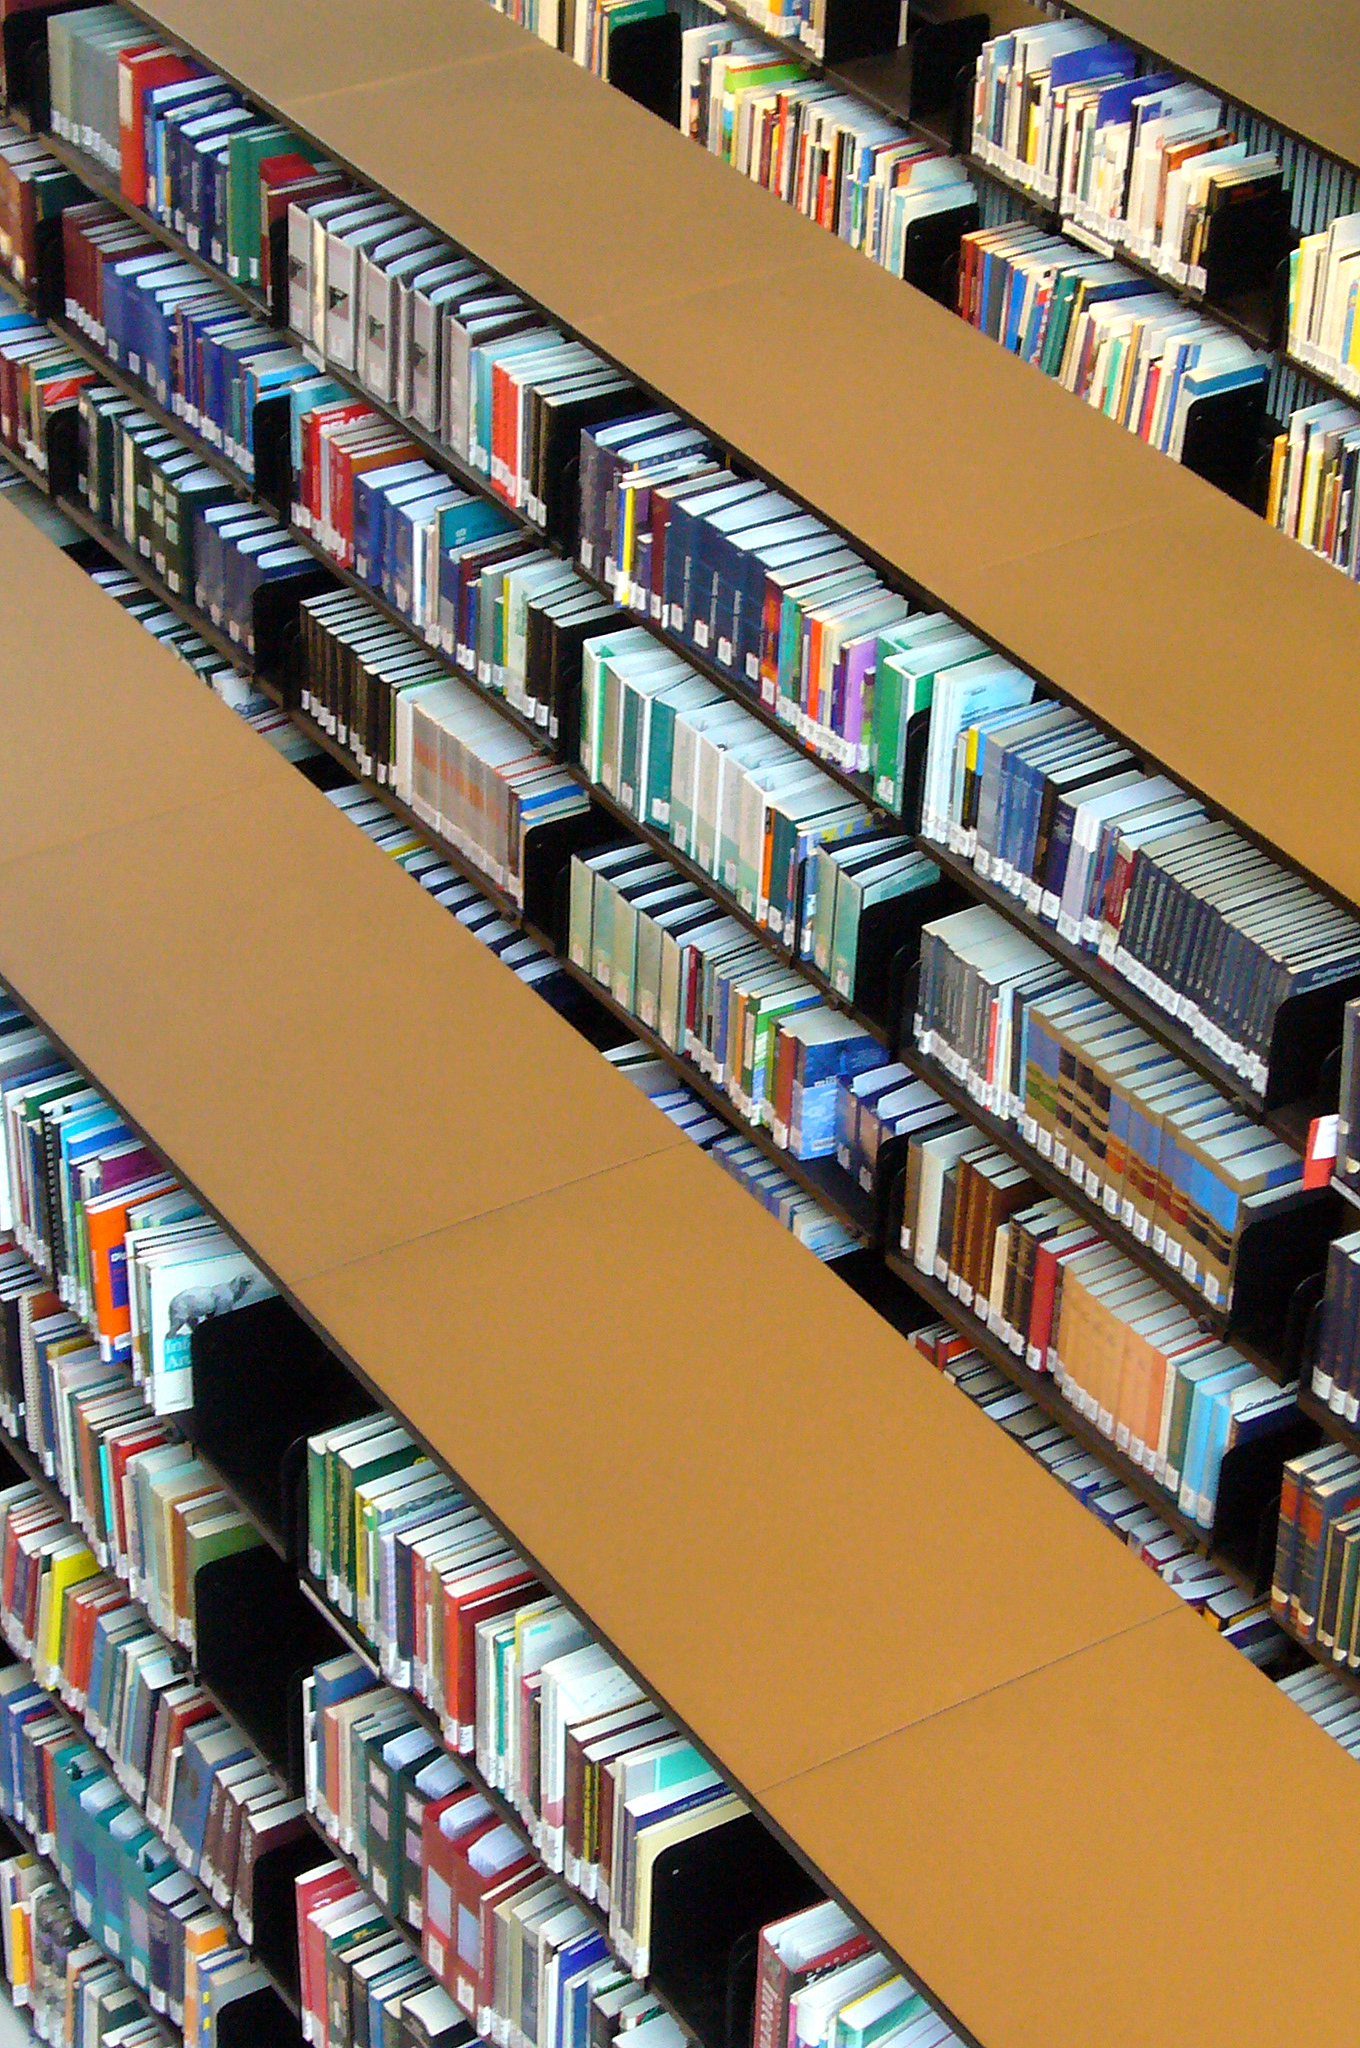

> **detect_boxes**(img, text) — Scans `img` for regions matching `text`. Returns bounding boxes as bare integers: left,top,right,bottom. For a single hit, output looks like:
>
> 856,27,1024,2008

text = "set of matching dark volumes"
921,684,1360,1103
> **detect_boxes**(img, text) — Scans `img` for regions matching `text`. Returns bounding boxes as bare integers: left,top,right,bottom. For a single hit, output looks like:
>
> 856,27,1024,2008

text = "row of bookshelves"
24,445,1335,1700
56,448,1336,1629
35,0,1352,928
0,8,1351,2039
8,9,1359,1196
0,71,1339,1576
1,149,1336,1386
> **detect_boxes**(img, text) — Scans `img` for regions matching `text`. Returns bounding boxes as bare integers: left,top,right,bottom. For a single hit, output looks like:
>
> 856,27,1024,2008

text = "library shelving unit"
107,0,1360,926
5,486,1360,2048
1,3,1360,2047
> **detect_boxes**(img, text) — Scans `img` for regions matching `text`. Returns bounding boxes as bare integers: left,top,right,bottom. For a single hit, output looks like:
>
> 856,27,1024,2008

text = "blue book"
172,103,244,235
720,513,819,678
1195,1378,1274,1530
0,1682,46,1816
171,1722,250,1867
1048,42,1138,92
662,475,750,636
384,479,456,612
1178,1361,1255,1519
352,462,430,586
287,377,350,479
143,79,226,220
177,305,236,423
161,92,236,229
561,1942,612,2048
698,491,795,657
207,326,277,447
144,280,217,408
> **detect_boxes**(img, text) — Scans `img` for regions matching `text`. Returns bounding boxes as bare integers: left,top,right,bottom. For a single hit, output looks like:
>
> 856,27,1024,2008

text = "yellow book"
36,1539,98,1689
1265,432,1287,526
1298,436,1326,544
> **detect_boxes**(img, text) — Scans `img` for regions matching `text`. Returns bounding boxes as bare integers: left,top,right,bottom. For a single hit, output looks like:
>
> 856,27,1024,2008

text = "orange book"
85,1175,175,1361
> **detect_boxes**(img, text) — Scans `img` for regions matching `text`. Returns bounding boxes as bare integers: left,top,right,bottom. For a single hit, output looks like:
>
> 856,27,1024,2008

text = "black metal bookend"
1227,1187,1341,1371
606,15,682,128
253,392,297,523
1212,1413,1318,1591
903,6,990,133
902,198,980,308
646,1812,821,2048
251,1828,332,2014
187,1298,373,1559
46,401,80,501
1180,380,1267,508
216,1982,303,2048
252,563,335,689
1263,974,1360,1117
195,1545,339,1785
821,0,900,65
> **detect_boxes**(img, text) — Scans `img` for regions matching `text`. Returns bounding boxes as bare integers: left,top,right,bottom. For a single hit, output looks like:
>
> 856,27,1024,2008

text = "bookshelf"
3,1,1360,2043
87,0,1360,927
4,483,1360,2047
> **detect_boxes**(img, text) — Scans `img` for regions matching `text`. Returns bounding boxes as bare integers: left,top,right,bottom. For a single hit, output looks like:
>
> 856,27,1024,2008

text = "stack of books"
751,1901,963,2048
305,1417,752,1997
567,841,889,1155
1272,1448,1360,1659
919,687,1360,1102
0,1644,271,2045
955,221,1267,455
0,1002,272,1417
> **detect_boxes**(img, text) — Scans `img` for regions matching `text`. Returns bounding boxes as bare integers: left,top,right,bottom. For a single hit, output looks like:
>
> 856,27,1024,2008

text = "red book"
118,48,197,207
472,1866,540,2031
108,1426,175,1566
257,160,346,318
295,1863,359,2044
440,1562,539,1750
419,1791,495,1993
1028,1230,1100,1370
753,1908,874,2048
92,232,158,336
64,1580,125,1706
3,1502,59,1629
450,1820,533,2019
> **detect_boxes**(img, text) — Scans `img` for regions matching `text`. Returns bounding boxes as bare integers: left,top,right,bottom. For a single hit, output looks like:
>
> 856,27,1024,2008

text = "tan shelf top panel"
4,493,1360,2046
131,0,1360,911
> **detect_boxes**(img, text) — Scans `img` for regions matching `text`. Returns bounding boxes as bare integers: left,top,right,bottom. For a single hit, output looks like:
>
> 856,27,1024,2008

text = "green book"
1039,268,1085,378
642,677,721,832
327,1418,417,1604
226,124,293,283
832,1979,925,2048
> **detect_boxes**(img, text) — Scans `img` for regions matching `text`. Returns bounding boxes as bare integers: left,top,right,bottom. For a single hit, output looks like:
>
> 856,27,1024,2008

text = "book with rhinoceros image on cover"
127,1222,274,1415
